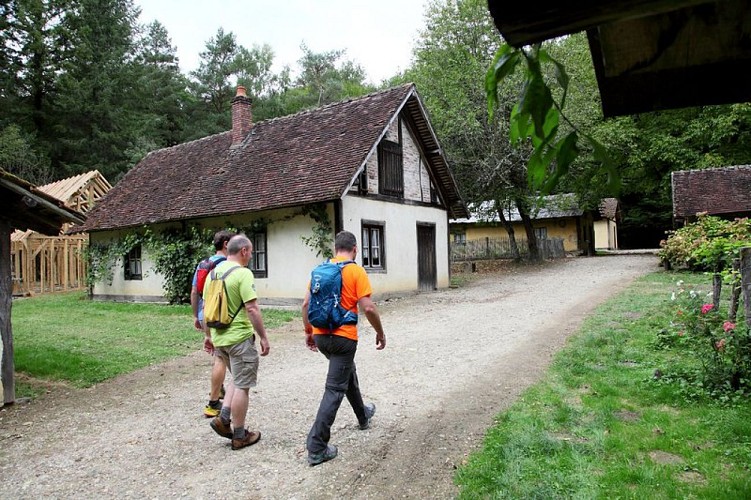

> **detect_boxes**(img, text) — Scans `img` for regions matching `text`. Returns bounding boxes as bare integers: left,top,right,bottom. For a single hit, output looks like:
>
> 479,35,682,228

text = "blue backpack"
308,260,358,331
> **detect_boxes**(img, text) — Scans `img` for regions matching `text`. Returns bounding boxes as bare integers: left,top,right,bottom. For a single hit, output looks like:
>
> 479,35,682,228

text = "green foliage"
487,42,619,195
11,291,298,392
146,226,214,304
301,204,334,258
456,272,751,498
658,215,751,272
0,124,52,184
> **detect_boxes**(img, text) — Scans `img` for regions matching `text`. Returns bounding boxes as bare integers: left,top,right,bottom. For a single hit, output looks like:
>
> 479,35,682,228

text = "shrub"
658,214,751,272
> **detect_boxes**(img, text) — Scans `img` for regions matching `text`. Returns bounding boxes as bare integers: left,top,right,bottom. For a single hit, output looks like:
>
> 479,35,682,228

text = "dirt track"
0,254,658,499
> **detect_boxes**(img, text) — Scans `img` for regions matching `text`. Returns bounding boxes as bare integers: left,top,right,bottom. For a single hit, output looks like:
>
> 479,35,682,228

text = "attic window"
124,245,142,280
378,139,403,198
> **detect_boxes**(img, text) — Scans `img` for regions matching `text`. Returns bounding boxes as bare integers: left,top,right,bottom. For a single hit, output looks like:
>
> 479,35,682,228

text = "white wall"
91,229,166,301
341,196,449,295
594,219,618,250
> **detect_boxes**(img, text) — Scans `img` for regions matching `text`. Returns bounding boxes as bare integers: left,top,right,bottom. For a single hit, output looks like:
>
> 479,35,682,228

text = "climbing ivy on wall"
84,226,213,304
300,203,334,259
85,204,335,302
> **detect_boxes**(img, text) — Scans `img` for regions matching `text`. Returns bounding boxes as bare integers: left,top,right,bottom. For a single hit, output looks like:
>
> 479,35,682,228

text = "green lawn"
456,271,751,499
10,292,297,397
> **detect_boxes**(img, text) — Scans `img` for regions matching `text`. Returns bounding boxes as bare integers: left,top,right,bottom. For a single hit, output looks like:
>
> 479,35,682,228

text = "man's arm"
190,285,202,331
301,291,317,351
245,299,270,356
358,295,386,350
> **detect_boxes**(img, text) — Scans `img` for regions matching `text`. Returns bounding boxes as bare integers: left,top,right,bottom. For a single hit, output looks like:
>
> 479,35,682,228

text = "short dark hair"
334,230,357,252
213,230,234,251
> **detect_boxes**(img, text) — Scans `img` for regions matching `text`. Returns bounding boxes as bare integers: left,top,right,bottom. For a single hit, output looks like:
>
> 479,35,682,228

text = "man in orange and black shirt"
302,230,387,466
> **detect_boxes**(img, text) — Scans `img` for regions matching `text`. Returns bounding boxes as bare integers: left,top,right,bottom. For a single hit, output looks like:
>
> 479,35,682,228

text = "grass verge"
10,292,298,398
456,271,751,499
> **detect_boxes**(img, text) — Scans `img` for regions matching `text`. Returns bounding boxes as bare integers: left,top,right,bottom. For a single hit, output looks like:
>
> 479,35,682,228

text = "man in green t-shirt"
203,234,271,450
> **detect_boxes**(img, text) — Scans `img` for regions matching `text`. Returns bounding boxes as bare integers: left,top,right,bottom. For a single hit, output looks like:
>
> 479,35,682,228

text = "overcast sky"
136,0,429,84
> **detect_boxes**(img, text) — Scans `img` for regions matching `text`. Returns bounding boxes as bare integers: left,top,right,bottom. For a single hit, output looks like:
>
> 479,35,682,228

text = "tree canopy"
0,1,376,184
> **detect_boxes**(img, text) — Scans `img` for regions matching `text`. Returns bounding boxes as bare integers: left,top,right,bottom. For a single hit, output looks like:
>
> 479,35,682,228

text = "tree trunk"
729,259,741,322
516,198,540,262
495,201,520,261
0,219,14,405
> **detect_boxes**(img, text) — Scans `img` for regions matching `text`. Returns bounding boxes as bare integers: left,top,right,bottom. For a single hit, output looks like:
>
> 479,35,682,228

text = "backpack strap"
221,265,245,320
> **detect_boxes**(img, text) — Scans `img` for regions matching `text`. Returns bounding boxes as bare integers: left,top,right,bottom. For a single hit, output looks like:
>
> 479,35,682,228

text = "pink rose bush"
668,281,750,394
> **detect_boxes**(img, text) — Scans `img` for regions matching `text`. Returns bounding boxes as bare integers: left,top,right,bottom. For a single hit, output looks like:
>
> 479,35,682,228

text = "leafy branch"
486,42,620,194
300,203,334,258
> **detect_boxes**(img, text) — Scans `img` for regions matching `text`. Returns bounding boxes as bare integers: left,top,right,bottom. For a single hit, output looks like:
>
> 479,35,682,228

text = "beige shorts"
215,336,258,389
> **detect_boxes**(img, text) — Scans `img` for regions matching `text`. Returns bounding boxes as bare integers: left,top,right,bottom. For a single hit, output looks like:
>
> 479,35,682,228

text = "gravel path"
0,255,658,499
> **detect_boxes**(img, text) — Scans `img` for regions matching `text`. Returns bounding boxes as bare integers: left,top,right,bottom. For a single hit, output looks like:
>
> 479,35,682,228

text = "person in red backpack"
191,230,234,417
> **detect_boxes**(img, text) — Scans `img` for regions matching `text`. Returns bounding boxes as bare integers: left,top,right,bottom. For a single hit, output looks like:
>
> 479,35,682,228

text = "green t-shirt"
203,260,258,347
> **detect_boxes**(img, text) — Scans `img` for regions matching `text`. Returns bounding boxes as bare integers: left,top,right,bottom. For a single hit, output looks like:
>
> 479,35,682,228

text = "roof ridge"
257,83,414,127
675,164,751,175
144,130,232,157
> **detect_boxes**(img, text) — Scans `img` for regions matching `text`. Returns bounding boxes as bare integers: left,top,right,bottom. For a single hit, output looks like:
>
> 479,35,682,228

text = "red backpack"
195,256,227,294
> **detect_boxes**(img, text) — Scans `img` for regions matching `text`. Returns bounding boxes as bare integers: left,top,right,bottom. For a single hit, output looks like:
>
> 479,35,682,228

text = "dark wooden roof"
76,84,467,233
487,0,751,117
0,169,85,235
672,165,751,221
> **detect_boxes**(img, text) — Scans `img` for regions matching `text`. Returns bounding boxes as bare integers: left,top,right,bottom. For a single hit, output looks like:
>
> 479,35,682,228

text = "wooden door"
417,223,436,291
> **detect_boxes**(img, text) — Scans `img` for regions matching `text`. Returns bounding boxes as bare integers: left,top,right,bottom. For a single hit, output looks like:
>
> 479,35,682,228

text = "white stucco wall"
341,196,450,295
91,229,167,301
594,219,618,250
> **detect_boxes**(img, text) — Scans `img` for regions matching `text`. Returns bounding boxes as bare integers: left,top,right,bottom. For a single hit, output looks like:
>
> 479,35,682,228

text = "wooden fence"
450,236,565,261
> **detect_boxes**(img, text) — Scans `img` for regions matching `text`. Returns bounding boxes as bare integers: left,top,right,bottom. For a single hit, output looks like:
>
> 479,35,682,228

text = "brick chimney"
231,86,252,148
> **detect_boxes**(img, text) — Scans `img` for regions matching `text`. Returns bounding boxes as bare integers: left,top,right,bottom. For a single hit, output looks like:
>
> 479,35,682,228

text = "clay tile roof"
76,84,467,233
672,165,751,219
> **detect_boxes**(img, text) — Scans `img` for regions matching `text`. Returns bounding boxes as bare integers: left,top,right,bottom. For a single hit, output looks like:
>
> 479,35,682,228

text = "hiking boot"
203,400,222,418
359,402,376,430
231,429,261,450
210,417,232,439
308,444,338,466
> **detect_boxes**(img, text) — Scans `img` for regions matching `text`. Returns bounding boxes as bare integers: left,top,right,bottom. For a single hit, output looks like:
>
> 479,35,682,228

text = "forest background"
2,0,750,248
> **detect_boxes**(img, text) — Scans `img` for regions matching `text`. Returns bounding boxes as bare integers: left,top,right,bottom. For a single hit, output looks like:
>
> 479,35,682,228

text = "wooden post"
712,272,722,310
0,219,14,404
742,248,751,328
729,259,741,322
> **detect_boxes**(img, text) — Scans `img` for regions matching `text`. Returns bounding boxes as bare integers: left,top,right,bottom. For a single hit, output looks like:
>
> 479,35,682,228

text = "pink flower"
723,321,736,333
701,304,714,314
715,338,726,352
